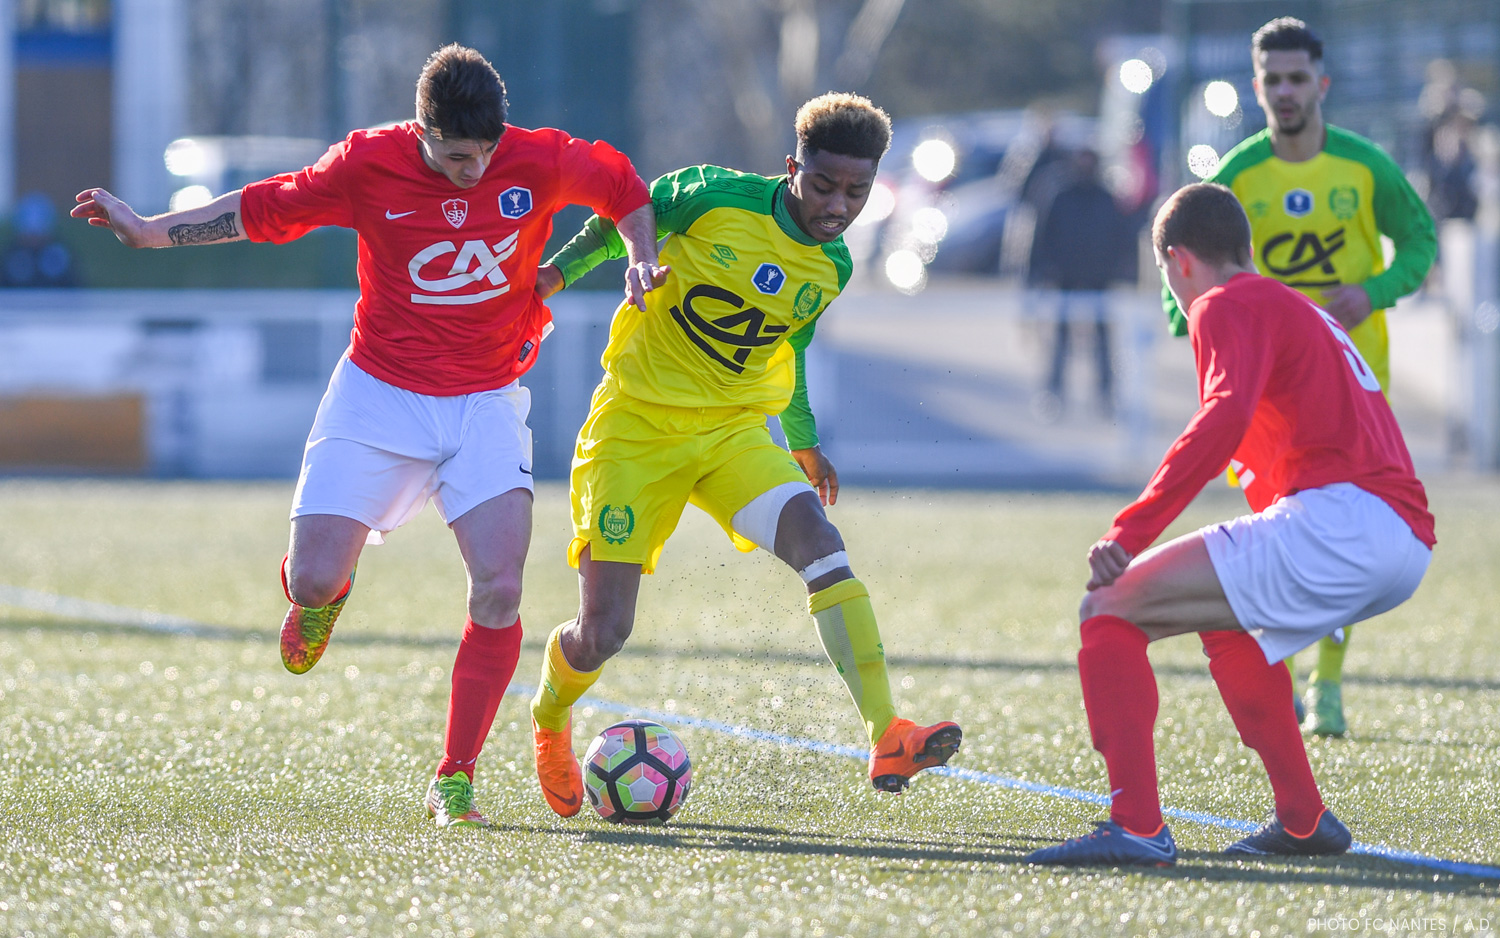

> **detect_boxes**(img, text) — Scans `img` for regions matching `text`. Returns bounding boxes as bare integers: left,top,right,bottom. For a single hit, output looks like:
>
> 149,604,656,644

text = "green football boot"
1301,679,1347,737
425,771,490,829
278,569,354,674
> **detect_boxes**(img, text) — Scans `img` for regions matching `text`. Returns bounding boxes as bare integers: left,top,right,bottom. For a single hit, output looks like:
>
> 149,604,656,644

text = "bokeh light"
853,180,897,227
168,185,214,211
1119,59,1154,94
1203,81,1239,118
163,138,207,177
912,139,956,182
1187,144,1220,179
884,249,926,293
911,206,949,244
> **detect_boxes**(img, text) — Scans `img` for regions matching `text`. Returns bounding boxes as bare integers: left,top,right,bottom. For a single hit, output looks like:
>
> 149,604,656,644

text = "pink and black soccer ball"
582,719,692,825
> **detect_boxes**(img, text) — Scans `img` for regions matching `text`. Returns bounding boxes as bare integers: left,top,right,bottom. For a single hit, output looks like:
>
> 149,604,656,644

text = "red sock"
1079,614,1162,834
1201,630,1324,834
438,618,524,781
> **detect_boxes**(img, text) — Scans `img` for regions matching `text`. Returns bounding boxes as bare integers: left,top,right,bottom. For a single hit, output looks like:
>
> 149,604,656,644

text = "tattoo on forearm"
168,212,238,245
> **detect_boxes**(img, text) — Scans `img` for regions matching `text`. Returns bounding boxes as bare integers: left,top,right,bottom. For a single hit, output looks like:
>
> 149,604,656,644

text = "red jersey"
1107,273,1435,555
240,122,650,395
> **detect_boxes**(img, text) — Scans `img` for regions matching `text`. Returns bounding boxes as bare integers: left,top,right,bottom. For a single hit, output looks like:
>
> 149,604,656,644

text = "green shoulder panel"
1208,130,1275,189
1161,132,1277,335
1323,125,1436,309
547,165,779,286
820,239,853,292
650,165,778,237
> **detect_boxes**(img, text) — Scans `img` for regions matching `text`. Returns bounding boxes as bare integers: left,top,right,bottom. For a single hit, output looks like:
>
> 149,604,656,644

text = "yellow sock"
530,623,602,731
808,578,897,746
1310,626,1351,685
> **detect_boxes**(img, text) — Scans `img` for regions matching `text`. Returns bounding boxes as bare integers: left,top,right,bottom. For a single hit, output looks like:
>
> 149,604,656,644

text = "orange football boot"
869,718,963,792
533,718,584,817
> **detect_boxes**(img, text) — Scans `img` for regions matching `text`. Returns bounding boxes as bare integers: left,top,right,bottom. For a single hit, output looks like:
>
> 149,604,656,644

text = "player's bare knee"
468,569,523,625
575,604,634,667
287,566,349,609
1079,587,1125,623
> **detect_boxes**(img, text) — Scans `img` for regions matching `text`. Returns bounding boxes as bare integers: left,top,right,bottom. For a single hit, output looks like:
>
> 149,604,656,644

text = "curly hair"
415,44,508,142
795,92,892,162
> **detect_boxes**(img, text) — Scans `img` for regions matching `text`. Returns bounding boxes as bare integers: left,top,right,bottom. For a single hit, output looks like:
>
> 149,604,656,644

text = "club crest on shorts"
499,186,533,219
598,504,636,545
442,199,468,228
752,263,786,295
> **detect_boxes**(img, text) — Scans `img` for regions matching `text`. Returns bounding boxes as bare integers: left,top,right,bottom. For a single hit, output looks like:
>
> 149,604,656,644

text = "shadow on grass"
482,819,1499,892
6,617,1499,693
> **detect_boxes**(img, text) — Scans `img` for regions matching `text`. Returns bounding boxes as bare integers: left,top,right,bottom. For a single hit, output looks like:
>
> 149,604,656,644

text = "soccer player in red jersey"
1027,183,1435,866
71,45,664,828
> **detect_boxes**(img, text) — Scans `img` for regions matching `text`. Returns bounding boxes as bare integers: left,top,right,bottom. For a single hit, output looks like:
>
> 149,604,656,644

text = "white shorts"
1202,482,1431,664
291,355,534,544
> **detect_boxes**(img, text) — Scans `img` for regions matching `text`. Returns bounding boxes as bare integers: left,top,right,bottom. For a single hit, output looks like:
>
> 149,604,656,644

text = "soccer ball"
582,719,692,825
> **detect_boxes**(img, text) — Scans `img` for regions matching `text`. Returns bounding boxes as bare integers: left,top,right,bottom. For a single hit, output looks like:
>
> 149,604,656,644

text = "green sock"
1309,626,1351,685
808,577,897,746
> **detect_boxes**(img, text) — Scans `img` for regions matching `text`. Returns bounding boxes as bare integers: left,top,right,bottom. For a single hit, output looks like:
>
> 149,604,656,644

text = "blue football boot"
1026,820,1178,867
1225,808,1352,856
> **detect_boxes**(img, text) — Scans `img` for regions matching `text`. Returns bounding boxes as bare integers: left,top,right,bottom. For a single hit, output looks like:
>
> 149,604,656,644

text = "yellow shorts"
569,381,809,573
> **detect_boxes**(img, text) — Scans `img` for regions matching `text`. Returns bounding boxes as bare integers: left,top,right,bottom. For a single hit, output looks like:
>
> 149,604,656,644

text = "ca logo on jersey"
1283,188,1314,217
442,199,468,228
670,284,788,374
499,186,532,219
1262,228,1345,289
752,263,786,295
407,232,519,305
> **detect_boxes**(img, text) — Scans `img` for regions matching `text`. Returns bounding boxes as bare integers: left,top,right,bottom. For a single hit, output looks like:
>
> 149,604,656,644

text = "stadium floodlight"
164,138,208,177
884,249,926,293
911,206,948,245
912,139,956,183
853,180,897,227
1203,81,1239,118
169,185,214,211
1120,59,1154,95
1187,144,1220,179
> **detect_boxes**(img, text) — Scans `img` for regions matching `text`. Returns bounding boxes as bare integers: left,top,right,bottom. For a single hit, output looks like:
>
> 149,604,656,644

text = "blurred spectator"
1029,150,1133,419
1419,60,1483,223
2,193,77,287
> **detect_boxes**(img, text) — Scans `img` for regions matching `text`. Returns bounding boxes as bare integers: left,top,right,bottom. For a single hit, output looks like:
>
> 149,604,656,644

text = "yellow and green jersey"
1164,125,1436,391
548,165,852,449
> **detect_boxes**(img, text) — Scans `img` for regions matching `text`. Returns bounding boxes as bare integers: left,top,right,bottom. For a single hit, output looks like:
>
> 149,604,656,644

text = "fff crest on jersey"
442,199,468,228
499,186,533,219
752,263,786,295
1283,188,1314,218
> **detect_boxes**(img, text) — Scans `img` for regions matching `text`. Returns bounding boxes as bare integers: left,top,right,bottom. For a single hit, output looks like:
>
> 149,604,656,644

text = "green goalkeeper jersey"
1163,125,1436,391
548,164,852,450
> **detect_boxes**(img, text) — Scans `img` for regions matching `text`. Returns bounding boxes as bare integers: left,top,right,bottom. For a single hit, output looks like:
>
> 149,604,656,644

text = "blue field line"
514,682,1500,881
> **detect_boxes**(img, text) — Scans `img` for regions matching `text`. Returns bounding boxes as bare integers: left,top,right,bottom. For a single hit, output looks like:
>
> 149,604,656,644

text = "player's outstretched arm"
72,188,247,249
792,446,839,507
614,203,669,311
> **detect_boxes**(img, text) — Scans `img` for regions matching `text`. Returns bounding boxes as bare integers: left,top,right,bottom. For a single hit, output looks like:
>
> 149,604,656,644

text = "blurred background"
0,0,1496,486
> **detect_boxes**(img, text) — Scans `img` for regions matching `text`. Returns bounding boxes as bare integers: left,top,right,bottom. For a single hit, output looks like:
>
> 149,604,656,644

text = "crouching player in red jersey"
1027,183,1435,866
72,45,663,828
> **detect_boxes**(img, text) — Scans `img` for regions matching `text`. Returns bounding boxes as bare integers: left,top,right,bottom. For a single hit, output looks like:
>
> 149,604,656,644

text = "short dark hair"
1153,183,1253,267
795,92,892,162
415,44,507,142
1252,17,1323,62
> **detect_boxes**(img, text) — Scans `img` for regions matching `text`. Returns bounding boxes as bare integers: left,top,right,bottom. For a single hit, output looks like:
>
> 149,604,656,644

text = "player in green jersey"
1164,18,1436,736
524,93,962,818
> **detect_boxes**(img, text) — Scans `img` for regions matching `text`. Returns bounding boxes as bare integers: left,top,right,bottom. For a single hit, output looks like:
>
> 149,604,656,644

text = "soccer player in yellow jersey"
1164,18,1436,736
525,93,962,816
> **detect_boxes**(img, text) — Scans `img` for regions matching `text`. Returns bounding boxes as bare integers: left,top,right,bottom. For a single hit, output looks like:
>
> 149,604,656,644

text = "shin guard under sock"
439,618,524,780
1078,614,1162,834
1201,630,1324,833
808,578,898,746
